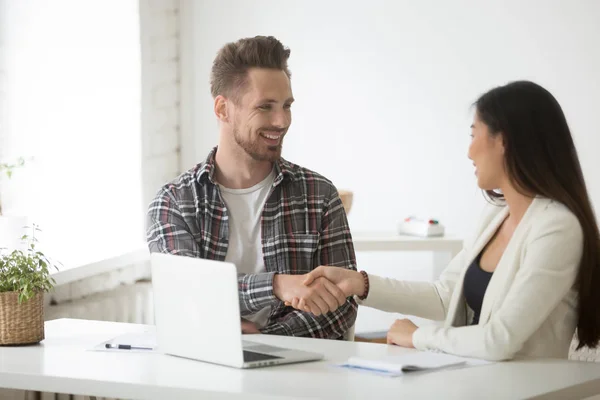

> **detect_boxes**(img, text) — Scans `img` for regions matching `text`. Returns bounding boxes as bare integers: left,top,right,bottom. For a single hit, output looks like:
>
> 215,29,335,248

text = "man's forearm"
238,271,280,315
272,274,285,300
239,272,318,315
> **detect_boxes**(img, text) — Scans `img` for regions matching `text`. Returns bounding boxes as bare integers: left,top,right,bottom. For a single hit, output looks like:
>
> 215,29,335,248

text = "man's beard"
233,127,283,162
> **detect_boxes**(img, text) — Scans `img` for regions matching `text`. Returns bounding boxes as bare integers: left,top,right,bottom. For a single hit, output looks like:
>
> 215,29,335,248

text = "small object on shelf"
397,216,445,237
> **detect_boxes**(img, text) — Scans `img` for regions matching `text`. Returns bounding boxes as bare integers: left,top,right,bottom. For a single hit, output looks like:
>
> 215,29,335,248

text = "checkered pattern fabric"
147,147,358,339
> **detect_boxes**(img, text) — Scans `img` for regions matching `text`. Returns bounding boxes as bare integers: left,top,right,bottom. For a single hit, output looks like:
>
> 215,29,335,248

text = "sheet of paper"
337,351,492,377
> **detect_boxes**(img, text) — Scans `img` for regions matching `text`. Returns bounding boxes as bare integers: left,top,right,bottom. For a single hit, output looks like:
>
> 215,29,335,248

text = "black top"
463,253,494,325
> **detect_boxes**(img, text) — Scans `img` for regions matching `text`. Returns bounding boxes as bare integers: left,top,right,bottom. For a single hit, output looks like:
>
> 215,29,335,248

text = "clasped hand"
276,266,359,316
274,273,347,316
281,266,418,348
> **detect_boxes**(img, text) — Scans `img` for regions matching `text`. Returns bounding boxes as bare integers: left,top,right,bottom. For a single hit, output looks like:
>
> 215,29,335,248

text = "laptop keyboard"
243,343,286,354
243,350,282,362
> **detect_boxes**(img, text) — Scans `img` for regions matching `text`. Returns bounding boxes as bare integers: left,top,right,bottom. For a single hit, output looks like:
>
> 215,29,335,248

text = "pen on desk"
105,343,153,350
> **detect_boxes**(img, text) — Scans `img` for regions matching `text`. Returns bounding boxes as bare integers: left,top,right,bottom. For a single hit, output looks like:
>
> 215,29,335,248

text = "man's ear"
214,95,229,122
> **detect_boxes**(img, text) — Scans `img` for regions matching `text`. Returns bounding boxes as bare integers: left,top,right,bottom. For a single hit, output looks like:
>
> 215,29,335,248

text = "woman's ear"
495,132,506,155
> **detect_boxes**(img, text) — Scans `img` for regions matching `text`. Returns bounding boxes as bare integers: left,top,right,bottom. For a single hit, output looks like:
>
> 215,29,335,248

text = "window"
1,0,143,267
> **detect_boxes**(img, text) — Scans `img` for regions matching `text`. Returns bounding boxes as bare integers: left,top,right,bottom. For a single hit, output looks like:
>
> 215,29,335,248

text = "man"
146,36,357,339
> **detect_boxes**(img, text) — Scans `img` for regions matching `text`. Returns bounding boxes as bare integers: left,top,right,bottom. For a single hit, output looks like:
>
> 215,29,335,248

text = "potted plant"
0,225,59,345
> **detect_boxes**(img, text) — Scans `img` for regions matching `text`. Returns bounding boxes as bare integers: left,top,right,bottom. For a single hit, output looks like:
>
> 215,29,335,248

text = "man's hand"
241,319,260,334
273,274,346,316
285,266,364,313
386,318,418,348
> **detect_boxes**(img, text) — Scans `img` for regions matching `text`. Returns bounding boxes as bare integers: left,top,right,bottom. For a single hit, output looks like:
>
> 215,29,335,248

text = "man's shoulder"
280,158,336,190
154,163,205,201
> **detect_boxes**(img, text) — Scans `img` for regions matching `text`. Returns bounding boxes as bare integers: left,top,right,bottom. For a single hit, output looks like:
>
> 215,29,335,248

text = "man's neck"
214,143,274,189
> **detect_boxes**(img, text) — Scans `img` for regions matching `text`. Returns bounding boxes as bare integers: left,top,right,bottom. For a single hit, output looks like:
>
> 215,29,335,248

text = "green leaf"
0,224,60,297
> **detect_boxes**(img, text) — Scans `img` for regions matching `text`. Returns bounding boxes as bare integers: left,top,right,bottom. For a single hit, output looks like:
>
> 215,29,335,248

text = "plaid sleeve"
146,189,202,257
238,272,279,314
147,188,279,314
260,188,358,339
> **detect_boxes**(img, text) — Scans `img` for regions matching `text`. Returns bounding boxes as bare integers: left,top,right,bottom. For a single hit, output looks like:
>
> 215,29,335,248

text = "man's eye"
258,104,271,110
284,104,292,109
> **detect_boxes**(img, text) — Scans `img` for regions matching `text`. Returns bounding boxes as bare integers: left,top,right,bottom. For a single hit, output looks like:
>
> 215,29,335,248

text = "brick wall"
139,0,182,212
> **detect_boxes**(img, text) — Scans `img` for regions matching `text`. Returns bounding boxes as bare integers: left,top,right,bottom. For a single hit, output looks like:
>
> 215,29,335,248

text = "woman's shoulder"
527,197,583,240
471,197,582,244
479,197,580,227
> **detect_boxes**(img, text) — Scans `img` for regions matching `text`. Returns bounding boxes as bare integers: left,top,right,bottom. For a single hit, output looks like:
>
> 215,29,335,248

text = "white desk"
352,232,463,279
2,319,600,400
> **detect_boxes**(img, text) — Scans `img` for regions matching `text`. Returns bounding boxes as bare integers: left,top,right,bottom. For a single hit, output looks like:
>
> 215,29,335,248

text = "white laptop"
150,252,324,369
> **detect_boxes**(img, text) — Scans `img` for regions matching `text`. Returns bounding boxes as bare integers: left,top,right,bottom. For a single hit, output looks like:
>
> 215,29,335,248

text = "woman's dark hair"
475,80,600,349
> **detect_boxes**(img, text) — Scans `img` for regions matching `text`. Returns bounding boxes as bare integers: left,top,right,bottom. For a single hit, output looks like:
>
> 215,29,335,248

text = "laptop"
150,252,324,368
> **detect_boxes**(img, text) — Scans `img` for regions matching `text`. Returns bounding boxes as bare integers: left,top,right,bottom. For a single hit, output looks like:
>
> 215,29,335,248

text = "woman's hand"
274,274,347,316
304,266,364,297
285,266,364,314
386,318,418,348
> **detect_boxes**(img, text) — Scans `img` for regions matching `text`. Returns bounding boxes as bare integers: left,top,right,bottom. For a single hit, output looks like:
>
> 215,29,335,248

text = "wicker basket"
0,291,44,345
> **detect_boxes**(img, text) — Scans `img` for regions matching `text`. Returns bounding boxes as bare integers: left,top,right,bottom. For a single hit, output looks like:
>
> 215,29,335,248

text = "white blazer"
360,197,584,361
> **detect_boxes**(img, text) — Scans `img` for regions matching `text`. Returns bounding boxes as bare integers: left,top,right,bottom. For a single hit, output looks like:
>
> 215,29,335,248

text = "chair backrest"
343,324,355,341
569,332,600,362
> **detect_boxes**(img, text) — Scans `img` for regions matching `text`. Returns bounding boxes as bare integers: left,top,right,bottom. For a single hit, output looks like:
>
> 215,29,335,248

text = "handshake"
273,266,366,316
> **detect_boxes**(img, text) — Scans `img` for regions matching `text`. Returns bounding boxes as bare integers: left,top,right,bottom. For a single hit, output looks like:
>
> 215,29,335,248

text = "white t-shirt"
219,169,276,329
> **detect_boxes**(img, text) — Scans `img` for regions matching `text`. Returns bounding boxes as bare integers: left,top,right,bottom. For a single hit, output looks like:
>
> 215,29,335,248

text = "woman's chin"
476,178,493,191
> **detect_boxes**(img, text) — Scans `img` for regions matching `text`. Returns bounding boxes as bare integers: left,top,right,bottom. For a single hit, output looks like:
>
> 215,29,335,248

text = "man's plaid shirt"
146,147,358,339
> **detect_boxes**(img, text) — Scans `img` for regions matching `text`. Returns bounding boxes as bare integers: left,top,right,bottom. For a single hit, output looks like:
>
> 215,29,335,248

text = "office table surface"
1,319,600,400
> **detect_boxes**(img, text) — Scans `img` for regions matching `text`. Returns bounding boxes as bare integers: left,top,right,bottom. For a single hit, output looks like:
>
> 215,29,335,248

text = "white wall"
183,0,600,234
0,0,144,266
0,0,7,164
181,0,600,332
0,0,183,266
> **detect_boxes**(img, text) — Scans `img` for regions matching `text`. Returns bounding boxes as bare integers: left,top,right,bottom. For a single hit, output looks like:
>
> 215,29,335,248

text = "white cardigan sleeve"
358,248,467,321
411,209,583,361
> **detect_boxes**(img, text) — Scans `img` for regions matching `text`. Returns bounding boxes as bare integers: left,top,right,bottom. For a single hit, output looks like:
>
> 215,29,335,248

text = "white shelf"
51,246,150,286
352,231,463,254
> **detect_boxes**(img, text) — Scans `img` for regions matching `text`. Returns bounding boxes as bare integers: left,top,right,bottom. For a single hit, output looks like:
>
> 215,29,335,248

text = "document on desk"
90,329,158,353
337,352,491,377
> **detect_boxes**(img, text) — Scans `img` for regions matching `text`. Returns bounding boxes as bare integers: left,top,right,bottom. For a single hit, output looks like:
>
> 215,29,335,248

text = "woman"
291,81,600,361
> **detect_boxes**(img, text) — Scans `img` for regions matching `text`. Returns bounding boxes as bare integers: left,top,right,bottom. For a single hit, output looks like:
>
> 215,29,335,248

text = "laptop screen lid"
151,252,245,368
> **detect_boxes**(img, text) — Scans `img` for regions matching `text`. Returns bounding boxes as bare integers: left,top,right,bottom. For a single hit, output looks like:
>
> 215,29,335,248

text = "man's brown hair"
210,36,291,102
